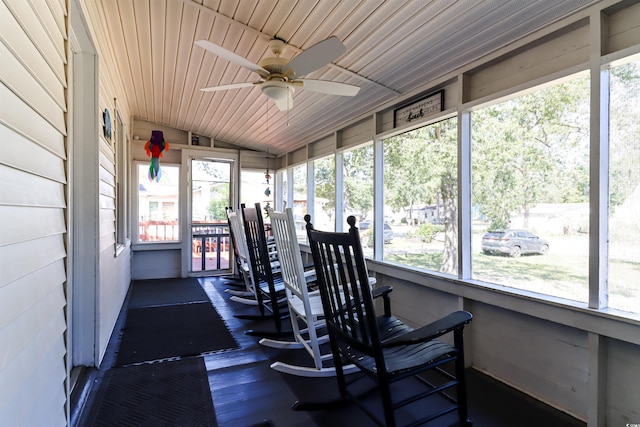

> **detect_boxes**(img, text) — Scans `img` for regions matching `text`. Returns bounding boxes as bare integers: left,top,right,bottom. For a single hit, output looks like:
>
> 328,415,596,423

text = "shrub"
417,223,444,242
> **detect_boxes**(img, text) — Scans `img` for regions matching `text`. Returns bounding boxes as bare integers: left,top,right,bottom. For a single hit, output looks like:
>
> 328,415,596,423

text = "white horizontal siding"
0,316,67,427
0,231,66,285
0,42,66,119
0,253,66,367
1,2,66,109
3,0,66,85
0,285,66,412
0,85,66,163
45,0,67,36
0,205,66,245
0,0,68,424
0,262,66,333
0,165,65,208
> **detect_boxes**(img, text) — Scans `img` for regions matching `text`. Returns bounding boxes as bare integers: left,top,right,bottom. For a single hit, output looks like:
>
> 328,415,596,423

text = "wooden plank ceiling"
100,0,599,155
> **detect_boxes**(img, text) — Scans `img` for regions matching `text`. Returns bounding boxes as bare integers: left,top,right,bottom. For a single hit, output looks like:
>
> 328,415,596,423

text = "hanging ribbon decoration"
144,130,169,182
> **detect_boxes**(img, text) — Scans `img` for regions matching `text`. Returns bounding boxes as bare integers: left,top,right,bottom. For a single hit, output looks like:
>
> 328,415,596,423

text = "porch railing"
191,223,230,271
138,220,179,241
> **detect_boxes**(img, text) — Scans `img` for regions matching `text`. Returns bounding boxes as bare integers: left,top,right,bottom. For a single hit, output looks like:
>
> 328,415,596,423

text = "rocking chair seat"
345,314,470,377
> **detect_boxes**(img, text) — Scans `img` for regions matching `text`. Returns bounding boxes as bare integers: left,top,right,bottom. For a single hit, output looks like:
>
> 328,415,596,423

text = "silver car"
481,229,549,257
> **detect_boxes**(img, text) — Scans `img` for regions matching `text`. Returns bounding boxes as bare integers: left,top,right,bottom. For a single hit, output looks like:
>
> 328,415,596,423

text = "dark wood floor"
76,276,587,427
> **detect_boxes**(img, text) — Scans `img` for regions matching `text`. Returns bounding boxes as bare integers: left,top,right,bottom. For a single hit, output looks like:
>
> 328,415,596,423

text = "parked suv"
358,221,394,243
481,229,549,257
383,223,394,243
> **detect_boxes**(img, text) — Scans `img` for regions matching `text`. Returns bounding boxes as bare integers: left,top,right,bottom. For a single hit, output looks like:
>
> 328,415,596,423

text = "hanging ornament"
264,167,272,197
144,130,169,182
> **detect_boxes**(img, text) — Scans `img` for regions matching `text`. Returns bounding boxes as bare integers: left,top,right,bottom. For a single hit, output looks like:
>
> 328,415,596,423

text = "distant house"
404,204,441,225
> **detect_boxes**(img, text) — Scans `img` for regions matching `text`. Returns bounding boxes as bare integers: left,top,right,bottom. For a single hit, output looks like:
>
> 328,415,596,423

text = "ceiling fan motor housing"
261,80,294,101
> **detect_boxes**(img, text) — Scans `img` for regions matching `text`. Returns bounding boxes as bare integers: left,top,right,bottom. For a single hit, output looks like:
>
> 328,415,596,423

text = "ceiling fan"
195,36,360,111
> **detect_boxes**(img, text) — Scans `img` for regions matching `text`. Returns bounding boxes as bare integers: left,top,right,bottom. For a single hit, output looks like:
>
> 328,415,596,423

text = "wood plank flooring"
76,276,587,427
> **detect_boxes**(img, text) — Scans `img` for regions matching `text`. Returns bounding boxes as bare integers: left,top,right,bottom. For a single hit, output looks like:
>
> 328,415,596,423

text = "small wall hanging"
144,130,169,182
102,108,112,141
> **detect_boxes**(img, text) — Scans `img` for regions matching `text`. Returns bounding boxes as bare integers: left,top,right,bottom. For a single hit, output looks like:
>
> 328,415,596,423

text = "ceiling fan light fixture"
261,80,293,101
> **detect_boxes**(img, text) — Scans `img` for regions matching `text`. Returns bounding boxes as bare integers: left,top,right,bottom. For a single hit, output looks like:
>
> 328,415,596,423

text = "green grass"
385,246,639,312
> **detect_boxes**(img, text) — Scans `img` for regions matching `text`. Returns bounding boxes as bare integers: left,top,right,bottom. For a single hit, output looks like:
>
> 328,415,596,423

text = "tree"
313,156,336,218
610,62,640,210
208,183,229,221
190,159,231,222
609,61,640,241
343,145,374,220
471,75,590,230
384,118,458,274
384,132,435,224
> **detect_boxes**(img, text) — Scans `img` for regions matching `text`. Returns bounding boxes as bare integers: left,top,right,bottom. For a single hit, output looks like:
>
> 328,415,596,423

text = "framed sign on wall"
394,89,444,128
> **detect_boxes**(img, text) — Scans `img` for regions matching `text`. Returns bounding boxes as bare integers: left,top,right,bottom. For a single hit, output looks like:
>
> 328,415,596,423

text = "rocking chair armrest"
372,285,393,299
381,311,472,347
372,285,393,317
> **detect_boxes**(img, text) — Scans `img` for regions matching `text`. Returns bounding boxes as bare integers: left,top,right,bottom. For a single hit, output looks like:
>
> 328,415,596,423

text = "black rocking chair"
304,214,473,427
238,203,289,337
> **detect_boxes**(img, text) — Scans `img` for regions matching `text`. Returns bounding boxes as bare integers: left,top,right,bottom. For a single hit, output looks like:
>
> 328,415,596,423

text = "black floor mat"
128,277,210,308
85,358,216,426
116,302,239,366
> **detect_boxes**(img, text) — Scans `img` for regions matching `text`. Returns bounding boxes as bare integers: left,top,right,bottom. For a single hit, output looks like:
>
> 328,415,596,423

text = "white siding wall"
79,0,133,362
0,0,69,425
2,0,136,423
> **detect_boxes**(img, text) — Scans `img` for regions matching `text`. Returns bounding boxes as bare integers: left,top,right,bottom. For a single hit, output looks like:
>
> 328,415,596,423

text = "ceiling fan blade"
200,81,259,92
283,36,346,78
298,79,360,96
274,90,294,111
195,40,269,77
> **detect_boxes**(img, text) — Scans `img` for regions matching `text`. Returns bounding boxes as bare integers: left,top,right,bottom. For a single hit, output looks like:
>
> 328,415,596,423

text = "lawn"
383,232,639,314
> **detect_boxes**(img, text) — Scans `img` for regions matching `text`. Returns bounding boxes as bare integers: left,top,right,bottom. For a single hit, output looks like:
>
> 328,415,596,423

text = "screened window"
471,73,590,302
292,164,308,241
313,155,335,232
241,169,274,215
383,118,458,276
137,163,180,242
342,144,374,257
608,59,640,314
115,111,129,251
